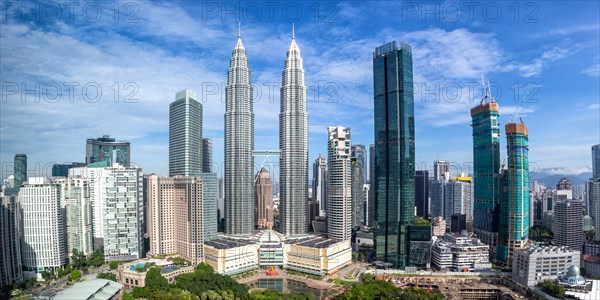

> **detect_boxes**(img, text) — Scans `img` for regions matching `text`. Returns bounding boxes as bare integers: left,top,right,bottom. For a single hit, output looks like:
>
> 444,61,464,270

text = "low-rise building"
582,255,600,278
53,279,122,300
584,241,600,256
118,258,195,289
430,234,491,272
512,246,580,287
203,237,261,275
356,230,373,247
285,237,352,275
432,216,446,236
202,230,352,276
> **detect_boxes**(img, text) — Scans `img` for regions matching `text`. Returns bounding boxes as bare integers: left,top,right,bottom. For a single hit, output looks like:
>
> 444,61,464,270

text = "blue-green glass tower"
471,101,501,256
5,154,27,196
373,41,415,269
497,123,530,266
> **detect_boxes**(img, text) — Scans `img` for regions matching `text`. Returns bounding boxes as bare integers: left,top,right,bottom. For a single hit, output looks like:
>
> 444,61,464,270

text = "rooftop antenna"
292,22,295,39
511,95,526,124
480,75,488,104
238,21,241,38
487,80,493,102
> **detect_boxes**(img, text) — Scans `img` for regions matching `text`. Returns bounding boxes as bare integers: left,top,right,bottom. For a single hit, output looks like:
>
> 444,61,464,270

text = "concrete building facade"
327,126,352,241
0,195,22,288
512,246,580,287
19,178,67,274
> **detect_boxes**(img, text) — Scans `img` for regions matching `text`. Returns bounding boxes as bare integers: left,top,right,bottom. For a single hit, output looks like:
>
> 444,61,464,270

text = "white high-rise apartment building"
102,165,143,261
19,178,67,273
71,164,144,261
55,176,93,257
327,126,352,241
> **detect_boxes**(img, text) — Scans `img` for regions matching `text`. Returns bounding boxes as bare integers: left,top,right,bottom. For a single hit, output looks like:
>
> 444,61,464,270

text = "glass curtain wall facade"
470,101,501,257
373,41,415,269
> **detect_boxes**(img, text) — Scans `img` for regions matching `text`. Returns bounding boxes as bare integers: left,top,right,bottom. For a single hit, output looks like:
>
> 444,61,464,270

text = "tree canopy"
537,280,565,299
334,281,443,300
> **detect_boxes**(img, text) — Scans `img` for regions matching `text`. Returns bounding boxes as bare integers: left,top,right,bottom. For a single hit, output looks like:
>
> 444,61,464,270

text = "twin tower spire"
224,24,308,237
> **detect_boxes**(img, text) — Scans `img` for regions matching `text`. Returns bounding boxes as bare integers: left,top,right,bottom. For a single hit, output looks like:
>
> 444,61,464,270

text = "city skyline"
1,2,599,180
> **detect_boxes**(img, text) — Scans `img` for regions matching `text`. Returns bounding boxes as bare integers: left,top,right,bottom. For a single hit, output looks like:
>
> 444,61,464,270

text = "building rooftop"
52,279,122,300
287,235,341,248
565,279,600,300
122,258,174,274
470,101,499,116
204,236,258,249
583,255,600,263
519,245,577,255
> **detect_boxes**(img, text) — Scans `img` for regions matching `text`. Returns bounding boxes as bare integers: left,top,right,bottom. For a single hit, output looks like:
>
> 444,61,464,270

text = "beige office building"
147,175,217,264
255,168,274,230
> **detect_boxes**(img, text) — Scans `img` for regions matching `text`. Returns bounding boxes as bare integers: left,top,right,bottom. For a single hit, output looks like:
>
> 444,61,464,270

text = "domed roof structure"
559,265,586,286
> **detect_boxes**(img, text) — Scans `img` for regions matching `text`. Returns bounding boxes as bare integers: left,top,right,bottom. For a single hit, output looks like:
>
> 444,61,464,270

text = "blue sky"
1,0,599,180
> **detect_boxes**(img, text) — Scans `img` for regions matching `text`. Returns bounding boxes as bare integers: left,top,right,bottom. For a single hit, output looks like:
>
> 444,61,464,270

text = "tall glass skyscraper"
368,144,375,227
593,144,600,179
202,138,213,173
415,170,429,219
373,41,415,269
5,153,27,196
312,154,327,217
169,89,203,177
224,32,254,236
351,144,367,227
279,29,308,237
471,101,501,257
86,135,130,167
497,123,529,266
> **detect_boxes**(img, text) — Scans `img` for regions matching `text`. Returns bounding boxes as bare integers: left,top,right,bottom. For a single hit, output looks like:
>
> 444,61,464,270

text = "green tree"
109,261,119,270
21,278,37,289
334,281,442,300
71,249,87,269
122,292,135,300
97,272,117,282
173,256,187,266
89,248,105,267
175,267,249,300
146,267,168,290
41,270,54,283
412,216,431,226
362,273,374,284
537,280,565,298
195,263,214,274
69,270,81,281
132,287,152,298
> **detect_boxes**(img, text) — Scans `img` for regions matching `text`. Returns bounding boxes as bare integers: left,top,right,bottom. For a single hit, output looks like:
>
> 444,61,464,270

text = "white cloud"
549,24,600,35
587,103,600,110
544,166,592,175
404,28,504,79
582,64,600,77
510,47,578,77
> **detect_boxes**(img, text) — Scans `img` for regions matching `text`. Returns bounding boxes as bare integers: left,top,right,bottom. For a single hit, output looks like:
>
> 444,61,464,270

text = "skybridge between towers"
252,150,280,185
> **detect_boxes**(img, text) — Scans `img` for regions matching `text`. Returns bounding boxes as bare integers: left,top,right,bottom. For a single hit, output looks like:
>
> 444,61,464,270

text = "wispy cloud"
509,46,579,77
543,166,592,175
582,64,600,77
549,24,600,35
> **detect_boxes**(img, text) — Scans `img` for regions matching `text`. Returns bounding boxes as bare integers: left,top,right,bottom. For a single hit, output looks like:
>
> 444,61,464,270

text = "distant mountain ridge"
531,172,593,187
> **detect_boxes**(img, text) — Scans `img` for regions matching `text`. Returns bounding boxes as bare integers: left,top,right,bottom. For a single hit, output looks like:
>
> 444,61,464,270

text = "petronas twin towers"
225,26,308,237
